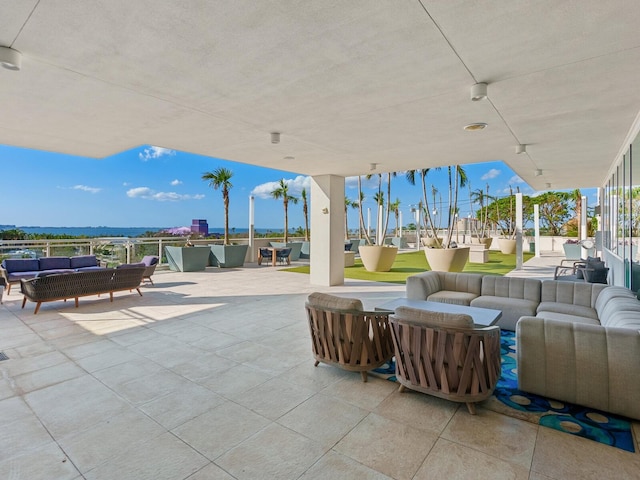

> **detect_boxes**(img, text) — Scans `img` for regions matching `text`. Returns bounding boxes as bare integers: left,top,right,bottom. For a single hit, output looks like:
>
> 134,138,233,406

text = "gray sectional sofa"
405,271,640,420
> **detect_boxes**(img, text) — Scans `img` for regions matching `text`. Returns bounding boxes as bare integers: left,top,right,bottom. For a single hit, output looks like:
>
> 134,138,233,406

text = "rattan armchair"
390,306,501,414
305,292,394,382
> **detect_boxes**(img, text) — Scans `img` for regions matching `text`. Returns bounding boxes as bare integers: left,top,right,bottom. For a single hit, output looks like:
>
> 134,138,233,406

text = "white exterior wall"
310,175,345,286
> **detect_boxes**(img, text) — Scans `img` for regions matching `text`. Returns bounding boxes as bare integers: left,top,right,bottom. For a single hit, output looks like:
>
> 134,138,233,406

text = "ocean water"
4,226,275,237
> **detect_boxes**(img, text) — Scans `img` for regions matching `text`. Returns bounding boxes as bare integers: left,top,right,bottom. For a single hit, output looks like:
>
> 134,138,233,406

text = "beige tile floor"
0,256,639,480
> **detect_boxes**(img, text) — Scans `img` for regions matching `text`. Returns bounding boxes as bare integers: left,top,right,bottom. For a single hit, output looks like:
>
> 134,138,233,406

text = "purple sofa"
1,255,103,294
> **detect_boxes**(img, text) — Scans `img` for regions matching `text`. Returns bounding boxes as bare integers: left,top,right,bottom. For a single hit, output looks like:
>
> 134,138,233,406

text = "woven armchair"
305,292,394,382
390,306,501,414
140,255,159,284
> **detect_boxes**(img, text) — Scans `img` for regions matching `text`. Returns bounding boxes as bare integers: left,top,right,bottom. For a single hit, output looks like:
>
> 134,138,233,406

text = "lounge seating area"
0,258,638,479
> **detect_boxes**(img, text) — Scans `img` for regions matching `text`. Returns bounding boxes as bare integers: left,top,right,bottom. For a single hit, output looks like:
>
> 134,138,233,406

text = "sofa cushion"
535,311,600,325
536,302,598,320
39,257,71,270
406,271,441,300
438,272,483,296
427,291,478,306
2,258,40,273
306,292,363,311
480,276,541,302
116,262,145,269
393,306,473,329
69,255,98,269
540,281,606,308
598,297,640,329
8,271,40,281
141,255,159,266
595,286,636,318
470,296,538,330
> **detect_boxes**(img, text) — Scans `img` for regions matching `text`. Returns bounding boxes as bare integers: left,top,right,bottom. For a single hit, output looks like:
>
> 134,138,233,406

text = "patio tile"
0,441,80,480
104,368,192,405
531,425,640,479
172,401,271,460
12,361,86,394
334,412,437,480
74,346,143,373
277,393,368,447
0,409,53,462
199,363,272,398
171,352,239,382
84,431,208,480
320,375,397,411
298,451,393,480
275,361,349,393
186,463,236,479
230,377,316,420
0,350,68,377
25,375,130,438
188,331,244,351
215,423,326,480
414,438,530,479
138,382,226,429
374,388,459,433
441,407,538,470
91,356,164,387
57,408,166,473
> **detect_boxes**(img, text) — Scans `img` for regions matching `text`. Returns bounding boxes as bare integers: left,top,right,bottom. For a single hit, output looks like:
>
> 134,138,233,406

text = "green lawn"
282,250,534,284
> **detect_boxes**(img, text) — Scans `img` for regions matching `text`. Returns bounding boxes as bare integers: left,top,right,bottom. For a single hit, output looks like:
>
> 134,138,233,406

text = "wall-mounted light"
516,144,527,154
545,183,551,189
534,169,542,177
0,47,21,71
321,207,329,214
369,163,377,171
470,82,487,101
270,132,280,144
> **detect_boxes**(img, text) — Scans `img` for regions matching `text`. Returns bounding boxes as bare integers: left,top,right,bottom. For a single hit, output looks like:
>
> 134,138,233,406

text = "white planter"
424,247,470,272
358,245,398,272
498,238,517,254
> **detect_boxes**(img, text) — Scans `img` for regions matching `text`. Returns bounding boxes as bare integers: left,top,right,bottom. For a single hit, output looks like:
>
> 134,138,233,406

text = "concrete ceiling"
2,0,640,189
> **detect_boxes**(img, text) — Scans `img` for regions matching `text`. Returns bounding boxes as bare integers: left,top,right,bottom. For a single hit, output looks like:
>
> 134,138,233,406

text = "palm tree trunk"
284,200,288,243
224,194,229,245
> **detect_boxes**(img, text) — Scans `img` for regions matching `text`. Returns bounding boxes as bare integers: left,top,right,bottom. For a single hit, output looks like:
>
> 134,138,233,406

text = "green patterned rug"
372,330,636,452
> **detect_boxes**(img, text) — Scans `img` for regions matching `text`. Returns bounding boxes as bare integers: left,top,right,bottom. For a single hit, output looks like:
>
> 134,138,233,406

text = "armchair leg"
314,361,319,367
360,371,368,382
398,384,406,393
466,402,477,415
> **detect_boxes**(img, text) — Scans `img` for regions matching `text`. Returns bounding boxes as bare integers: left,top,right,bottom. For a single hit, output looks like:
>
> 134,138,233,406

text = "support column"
249,195,255,261
516,192,523,270
580,195,587,241
310,175,345,286
534,204,540,258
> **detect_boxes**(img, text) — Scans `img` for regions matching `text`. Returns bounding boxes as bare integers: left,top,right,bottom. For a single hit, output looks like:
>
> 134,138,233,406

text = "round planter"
498,238,517,254
358,245,398,272
424,246,470,272
471,237,493,249
421,237,442,248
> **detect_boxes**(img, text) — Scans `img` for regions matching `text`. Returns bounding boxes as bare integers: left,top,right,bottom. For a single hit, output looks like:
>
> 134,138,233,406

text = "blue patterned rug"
372,330,636,452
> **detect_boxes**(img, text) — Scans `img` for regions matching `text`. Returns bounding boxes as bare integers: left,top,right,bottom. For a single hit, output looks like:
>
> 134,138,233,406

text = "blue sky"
2,144,597,231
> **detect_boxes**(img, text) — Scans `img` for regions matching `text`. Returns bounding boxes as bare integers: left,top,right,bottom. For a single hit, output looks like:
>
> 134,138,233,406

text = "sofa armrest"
0,267,8,286
517,316,640,420
406,271,441,300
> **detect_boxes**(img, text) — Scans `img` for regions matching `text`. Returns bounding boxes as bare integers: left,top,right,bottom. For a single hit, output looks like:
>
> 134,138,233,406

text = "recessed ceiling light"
463,123,488,131
283,156,295,160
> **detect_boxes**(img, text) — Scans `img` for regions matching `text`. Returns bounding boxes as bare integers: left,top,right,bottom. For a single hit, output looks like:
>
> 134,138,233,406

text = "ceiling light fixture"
370,163,378,171
516,144,527,154
0,47,21,71
270,132,280,144
283,156,295,160
470,82,487,101
463,122,488,131
534,169,542,177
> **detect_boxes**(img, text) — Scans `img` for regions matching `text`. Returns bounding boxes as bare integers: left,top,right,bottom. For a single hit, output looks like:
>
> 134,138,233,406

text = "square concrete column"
310,175,345,286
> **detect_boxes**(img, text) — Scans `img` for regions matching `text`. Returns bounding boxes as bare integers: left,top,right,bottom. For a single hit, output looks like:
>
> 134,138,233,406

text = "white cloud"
345,175,387,190
251,175,311,199
126,186,204,201
72,184,101,194
481,168,501,180
170,179,182,186
508,175,524,184
139,146,176,161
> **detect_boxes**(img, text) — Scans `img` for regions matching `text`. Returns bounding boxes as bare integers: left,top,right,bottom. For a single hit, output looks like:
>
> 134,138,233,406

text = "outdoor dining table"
263,246,290,266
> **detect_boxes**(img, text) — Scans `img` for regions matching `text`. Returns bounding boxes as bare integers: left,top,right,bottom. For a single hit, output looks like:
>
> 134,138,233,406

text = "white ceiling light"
516,144,527,154
470,82,487,101
534,169,542,176
270,132,280,144
463,122,488,131
370,163,377,171
0,47,21,71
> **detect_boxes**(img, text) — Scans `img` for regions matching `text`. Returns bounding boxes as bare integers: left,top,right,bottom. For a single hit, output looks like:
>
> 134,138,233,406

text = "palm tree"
201,168,233,245
405,168,440,241
571,188,582,238
301,188,309,241
469,183,494,239
271,179,299,243
357,177,372,244
390,198,401,236
444,165,468,248
344,196,357,240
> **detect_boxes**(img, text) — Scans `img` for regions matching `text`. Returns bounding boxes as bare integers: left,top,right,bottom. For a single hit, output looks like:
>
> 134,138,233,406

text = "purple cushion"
116,262,145,269
2,258,40,273
69,255,98,268
75,266,105,272
36,270,75,278
39,257,72,270
141,255,159,266
8,271,40,281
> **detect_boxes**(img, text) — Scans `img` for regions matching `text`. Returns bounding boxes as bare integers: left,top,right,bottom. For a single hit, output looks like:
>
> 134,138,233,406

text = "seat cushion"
8,271,40,281
427,290,477,306
537,302,598,320
141,255,159,266
470,296,538,331
39,256,71,270
69,255,98,268
306,292,363,311
2,258,40,273
393,306,473,329
535,311,600,325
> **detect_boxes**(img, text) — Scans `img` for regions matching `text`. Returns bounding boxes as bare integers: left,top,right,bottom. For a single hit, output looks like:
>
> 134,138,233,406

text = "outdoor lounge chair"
389,306,501,414
140,255,159,285
305,292,394,382
276,247,291,265
258,248,272,265
554,256,609,284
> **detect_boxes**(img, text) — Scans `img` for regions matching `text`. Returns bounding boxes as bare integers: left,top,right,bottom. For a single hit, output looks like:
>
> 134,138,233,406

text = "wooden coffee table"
377,298,501,327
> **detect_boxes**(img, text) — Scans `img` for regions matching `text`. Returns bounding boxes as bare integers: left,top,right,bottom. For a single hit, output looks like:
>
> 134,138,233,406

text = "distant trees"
271,179,298,243
202,167,234,245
